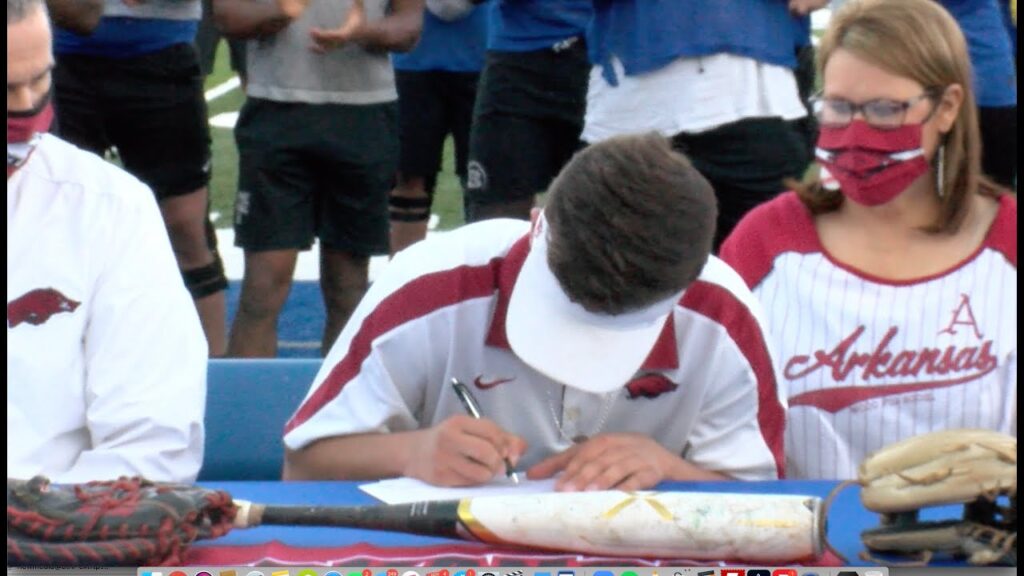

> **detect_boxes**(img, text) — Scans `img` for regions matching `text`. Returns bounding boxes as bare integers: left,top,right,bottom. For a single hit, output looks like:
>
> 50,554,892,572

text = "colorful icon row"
142,565,880,569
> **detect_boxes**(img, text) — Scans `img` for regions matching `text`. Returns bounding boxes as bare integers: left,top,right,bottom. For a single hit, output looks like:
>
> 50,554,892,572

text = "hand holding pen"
402,380,526,487
451,379,521,484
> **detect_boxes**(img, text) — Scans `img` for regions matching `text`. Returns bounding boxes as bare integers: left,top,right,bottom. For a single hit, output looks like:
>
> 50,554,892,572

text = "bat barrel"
235,491,825,563
455,491,825,562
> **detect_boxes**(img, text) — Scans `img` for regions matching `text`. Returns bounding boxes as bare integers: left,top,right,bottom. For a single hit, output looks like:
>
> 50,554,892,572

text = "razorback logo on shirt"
474,375,515,390
7,288,80,328
625,374,678,400
786,295,998,413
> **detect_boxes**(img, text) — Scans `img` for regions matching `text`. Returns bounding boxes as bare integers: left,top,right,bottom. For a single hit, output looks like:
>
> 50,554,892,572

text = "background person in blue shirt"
999,0,1017,55
51,0,228,356
939,0,1017,188
463,0,593,223
389,0,491,254
584,0,826,250
833,0,1017,188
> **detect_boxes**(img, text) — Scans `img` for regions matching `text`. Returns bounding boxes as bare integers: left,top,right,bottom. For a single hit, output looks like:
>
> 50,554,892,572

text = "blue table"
189,481,968,568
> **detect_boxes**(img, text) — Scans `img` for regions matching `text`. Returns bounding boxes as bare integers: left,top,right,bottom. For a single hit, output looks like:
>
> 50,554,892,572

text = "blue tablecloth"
189,480,967,567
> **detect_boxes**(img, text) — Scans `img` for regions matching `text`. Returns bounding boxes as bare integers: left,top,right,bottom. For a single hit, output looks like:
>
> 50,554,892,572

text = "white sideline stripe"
278,341,321,350
210,111,240,129
204,76,241,102
216,227,447,283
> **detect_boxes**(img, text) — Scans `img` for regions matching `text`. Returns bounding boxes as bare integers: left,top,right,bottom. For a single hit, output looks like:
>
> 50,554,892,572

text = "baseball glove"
7,476,237,567
856,429,1017,566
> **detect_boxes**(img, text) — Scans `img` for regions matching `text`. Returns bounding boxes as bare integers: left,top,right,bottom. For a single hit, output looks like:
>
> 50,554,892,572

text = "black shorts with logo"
465,39,590,217
53,43,212,199
233,97,397,256
396,69,480,195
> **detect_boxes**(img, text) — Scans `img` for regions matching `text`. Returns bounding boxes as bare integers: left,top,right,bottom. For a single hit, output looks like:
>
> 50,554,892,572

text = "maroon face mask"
815,120,931,206
7,92,53,178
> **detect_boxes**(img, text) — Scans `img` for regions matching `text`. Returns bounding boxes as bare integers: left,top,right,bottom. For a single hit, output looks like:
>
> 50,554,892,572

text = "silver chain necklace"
545,384,618,444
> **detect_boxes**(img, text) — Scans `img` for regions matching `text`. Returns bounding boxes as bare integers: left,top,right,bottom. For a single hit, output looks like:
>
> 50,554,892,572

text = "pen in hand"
450,378,521,484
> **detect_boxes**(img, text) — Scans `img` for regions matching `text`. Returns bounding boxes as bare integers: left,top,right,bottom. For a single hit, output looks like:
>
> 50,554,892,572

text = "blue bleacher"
199,358,322,481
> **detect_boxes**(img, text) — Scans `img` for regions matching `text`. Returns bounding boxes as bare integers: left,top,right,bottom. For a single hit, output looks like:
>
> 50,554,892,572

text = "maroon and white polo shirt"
285,219,784,480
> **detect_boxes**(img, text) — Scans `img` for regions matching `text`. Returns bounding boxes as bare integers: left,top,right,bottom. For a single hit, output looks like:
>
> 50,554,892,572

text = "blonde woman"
721,0,1016,480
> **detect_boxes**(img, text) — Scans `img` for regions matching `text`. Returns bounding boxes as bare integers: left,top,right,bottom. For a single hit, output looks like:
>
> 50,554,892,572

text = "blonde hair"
796,0,1003,233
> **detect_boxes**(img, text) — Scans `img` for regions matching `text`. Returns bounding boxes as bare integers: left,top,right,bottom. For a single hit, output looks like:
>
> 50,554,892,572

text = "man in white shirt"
284,134,785,489
7,0,207,484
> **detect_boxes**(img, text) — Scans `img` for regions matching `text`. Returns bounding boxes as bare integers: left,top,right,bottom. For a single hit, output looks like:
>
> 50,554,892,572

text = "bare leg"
319,249,370,355
227,250,298,358
159,188,227,357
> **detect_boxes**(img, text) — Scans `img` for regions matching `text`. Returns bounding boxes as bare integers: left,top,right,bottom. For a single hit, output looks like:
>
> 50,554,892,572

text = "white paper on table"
359,476,559,504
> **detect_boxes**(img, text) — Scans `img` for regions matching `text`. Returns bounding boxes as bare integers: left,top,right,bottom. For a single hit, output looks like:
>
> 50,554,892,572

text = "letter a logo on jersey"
939,293,983,339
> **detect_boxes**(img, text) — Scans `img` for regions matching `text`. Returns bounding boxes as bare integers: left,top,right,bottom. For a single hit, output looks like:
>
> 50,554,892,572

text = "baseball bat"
233,491,825,563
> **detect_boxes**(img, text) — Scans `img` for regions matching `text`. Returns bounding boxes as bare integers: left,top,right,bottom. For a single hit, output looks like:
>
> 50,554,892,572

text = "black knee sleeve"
182,252,228,299
389,195,432,222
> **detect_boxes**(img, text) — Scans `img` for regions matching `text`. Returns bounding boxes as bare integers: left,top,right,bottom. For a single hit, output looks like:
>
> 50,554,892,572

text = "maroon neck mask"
7,93,53,178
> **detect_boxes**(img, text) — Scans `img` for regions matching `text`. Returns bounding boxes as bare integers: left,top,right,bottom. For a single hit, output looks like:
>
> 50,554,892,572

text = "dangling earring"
936,144,947,199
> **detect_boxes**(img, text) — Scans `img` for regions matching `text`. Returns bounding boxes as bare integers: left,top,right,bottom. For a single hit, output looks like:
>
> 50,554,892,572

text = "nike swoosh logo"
790,366,997,413
473,376,515,390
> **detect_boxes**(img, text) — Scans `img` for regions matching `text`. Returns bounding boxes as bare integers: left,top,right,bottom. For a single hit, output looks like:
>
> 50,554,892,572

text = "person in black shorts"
215,0,423,357
465,0,592,222
388,2,490,255
51,1,228,356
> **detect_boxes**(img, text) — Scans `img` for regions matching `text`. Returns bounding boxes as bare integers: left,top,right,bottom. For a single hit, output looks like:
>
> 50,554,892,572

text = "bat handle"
232,499,266,529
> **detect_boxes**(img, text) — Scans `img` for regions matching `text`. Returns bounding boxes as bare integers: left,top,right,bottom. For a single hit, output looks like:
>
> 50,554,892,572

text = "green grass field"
202,43,466,231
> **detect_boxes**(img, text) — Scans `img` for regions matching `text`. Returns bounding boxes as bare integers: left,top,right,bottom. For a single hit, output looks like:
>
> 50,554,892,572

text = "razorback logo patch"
474,375,515,390
7,288,80,328
625,374,678,400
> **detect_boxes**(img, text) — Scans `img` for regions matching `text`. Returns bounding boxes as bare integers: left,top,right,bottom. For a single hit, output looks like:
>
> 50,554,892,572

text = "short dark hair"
8,0,45,24
545,133,718,314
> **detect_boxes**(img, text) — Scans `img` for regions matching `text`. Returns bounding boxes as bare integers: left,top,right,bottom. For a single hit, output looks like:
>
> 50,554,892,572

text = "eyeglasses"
811,90,942,129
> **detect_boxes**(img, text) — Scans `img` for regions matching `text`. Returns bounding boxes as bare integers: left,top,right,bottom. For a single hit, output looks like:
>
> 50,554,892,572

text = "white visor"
506,213,682,394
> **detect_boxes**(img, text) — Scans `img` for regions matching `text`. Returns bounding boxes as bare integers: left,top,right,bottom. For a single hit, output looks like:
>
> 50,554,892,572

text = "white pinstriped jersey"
284,220,786,480
721,193,1017,480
